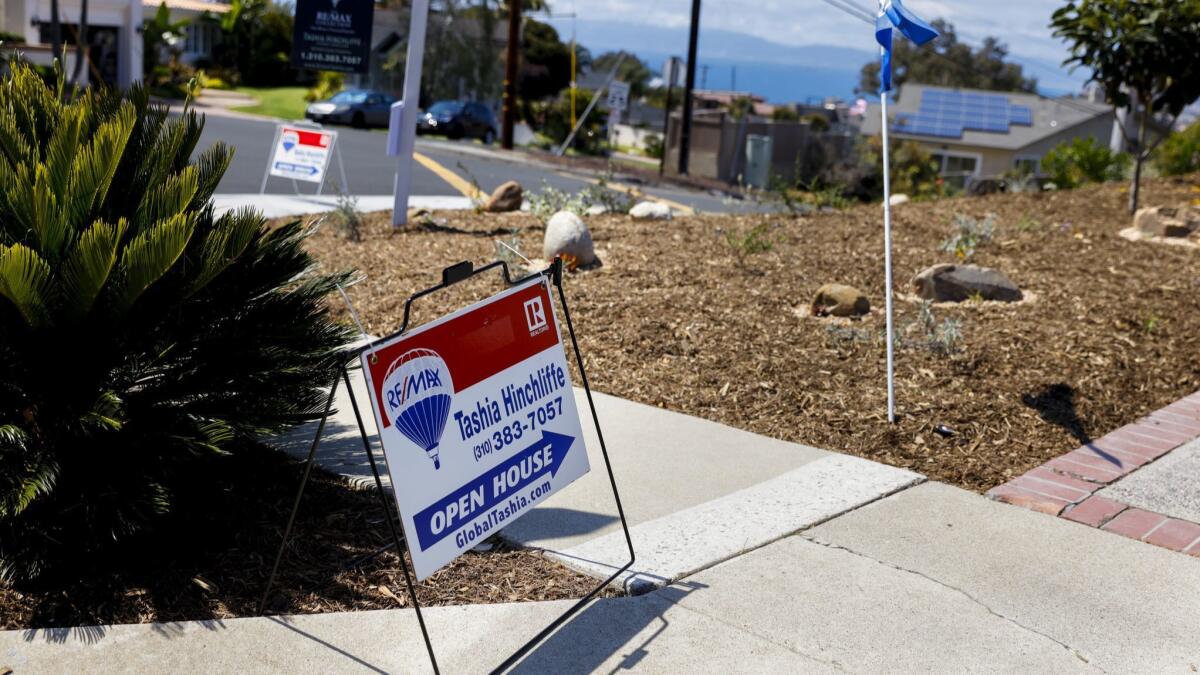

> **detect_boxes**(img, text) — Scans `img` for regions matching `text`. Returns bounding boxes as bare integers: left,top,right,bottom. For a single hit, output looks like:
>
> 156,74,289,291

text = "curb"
987,389,1200,557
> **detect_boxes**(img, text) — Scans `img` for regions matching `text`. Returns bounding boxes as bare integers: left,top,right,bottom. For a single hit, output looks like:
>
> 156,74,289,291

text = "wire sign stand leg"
259,258,635,674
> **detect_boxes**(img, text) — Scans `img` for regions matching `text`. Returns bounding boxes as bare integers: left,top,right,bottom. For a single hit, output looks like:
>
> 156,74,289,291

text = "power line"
820,0,1104,118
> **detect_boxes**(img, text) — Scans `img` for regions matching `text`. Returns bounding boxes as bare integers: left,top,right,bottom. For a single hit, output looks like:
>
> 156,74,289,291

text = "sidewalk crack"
798,535,1107,674
656,598,852,673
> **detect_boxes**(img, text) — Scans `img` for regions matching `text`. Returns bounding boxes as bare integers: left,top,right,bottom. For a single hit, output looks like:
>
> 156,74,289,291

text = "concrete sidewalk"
7,482,1196,673
273,369,922,592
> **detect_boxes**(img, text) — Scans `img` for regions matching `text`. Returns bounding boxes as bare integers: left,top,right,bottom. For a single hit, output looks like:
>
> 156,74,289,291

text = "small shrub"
939,213,996,260
330,186,363,242
455,161,487,211
644,134,664,159
1153,121,1200,176
0,63,354,582
528,183,586,223
494,229,530,274
1015,214,1042,232
581,169,634,214
1041,137,1130,189
724,223,774,270
305,71,345,102
910,301,963,355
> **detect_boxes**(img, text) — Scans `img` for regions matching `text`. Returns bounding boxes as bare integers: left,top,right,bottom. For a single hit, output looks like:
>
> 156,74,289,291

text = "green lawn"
230,86,309,121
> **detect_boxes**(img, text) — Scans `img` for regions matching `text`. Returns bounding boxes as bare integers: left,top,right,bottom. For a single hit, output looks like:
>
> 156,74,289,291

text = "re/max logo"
386,368,444,409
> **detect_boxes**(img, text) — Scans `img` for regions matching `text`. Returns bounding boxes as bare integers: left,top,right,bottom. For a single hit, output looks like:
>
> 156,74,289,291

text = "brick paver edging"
987,390,1200,558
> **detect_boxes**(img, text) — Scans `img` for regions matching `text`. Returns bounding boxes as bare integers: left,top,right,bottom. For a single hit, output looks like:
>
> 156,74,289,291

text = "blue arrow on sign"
413,431,574,551
273,161,321,175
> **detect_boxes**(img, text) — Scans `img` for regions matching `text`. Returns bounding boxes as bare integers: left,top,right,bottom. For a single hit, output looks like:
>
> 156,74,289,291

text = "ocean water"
635,51,865,104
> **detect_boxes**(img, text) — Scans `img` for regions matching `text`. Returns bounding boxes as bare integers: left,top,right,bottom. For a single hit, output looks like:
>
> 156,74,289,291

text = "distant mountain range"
544,19,876,104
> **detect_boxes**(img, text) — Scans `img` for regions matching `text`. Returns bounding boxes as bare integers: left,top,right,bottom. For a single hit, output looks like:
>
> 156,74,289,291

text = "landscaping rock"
484,180,523,212
407,207,431,223
629,201,672,220
811,284,870,317
912,264,1023,303
888,194,910,206
585,204,609,216
1134,205,1200,239
543,210,596,265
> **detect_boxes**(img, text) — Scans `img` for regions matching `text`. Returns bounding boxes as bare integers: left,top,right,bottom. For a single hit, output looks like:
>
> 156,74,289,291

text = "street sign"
292,0,375,74
607,80,630,112
361,277,591,580
269,125,335,183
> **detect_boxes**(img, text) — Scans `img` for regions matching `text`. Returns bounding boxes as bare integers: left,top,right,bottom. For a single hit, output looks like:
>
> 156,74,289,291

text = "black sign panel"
292,0,375,74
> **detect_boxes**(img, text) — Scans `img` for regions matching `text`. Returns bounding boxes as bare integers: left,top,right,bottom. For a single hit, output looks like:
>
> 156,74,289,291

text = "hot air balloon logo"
382,348,454,470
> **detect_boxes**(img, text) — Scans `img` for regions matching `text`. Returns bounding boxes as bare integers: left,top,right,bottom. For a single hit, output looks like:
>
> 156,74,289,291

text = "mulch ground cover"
0,444,608,631
310,175,1200,494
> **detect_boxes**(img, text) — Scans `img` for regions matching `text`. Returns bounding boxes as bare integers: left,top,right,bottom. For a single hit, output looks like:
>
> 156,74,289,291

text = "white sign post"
263,124,336,191
390,0,431,226
360,277,591,580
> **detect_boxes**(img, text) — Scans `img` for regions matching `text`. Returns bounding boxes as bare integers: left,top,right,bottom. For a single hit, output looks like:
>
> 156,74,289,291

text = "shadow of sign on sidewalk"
509,581,707,675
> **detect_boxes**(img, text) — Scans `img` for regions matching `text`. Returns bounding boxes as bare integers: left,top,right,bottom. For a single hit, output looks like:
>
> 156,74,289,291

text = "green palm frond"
111,212,195,313
133,166,199,235
60,218,127,320
0,242,52,327
66,102,136,227
187,207,261,294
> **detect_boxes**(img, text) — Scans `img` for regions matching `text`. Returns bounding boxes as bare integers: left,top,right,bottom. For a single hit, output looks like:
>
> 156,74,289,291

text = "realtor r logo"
524,297,547,334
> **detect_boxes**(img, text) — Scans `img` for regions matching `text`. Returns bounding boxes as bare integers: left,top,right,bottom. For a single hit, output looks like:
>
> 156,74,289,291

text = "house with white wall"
2,0,142,87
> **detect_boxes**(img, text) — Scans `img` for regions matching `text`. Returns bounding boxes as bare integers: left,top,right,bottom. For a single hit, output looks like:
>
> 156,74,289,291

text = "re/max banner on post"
360,277,590,580
292,0,375,74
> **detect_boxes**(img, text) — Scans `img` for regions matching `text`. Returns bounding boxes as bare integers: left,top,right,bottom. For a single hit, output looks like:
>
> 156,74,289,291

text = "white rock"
584,204,609,216
543,210,596,265
888,193,910,206
629,201,672,220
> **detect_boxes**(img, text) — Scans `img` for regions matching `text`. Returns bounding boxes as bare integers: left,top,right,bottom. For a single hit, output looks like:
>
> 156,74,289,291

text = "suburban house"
161,0,229,67
860,84,1116,186
2,0,142,86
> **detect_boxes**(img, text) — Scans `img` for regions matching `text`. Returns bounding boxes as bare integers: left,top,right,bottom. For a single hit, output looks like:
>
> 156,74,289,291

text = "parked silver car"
305,90,396,128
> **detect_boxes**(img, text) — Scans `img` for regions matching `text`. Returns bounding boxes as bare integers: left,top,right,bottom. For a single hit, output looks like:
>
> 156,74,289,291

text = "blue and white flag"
876,0,939,93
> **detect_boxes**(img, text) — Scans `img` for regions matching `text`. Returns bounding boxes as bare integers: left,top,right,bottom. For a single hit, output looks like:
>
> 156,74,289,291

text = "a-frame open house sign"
360,276,591,579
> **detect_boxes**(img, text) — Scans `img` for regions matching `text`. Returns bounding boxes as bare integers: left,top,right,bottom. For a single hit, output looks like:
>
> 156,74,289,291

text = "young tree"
859,20,1037,94
1051,0,1200,213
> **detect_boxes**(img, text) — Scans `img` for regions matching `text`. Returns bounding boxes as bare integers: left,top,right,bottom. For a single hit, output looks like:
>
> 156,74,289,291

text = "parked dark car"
417,101,498,143
305,90,396,128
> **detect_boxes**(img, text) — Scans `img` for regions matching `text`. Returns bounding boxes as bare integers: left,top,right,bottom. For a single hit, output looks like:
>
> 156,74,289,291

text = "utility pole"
678,0,701,175
502,0,522,150
700,64,708,90
731,65,736,92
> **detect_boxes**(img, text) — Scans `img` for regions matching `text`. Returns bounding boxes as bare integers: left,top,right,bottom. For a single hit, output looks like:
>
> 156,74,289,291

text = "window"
1014,157,1040,174
184,23,219,57
930,152,980,189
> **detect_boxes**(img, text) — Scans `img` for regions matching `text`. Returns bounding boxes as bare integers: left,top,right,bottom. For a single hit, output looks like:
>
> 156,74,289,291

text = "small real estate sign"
361,277,591,580
269,125,335,183
292,0,375,74
607,80,630,113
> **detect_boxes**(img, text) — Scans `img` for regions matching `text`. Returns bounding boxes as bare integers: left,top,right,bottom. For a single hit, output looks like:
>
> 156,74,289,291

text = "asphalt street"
196,112,768,214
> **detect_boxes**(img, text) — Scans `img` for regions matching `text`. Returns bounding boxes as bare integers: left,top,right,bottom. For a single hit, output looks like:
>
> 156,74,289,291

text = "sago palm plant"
0,62,355,582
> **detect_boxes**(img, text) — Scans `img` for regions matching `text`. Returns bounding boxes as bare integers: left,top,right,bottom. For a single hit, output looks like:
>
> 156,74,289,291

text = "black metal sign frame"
259,258,636,674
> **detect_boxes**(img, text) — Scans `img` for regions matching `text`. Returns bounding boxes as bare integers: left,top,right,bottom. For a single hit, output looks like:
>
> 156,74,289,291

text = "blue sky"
544,0,1089,94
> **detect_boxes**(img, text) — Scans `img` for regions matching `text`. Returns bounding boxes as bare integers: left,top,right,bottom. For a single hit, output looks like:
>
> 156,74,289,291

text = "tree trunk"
69,0,88,89
1128,100,1148,215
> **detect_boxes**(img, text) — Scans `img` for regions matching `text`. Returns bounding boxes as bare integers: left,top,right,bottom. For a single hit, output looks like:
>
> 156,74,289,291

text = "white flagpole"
880,46,896,424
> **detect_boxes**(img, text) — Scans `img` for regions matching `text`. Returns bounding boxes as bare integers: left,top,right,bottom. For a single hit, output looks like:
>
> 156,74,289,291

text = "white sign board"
269,125,335,183
607,81,630,112
360,278,591,580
